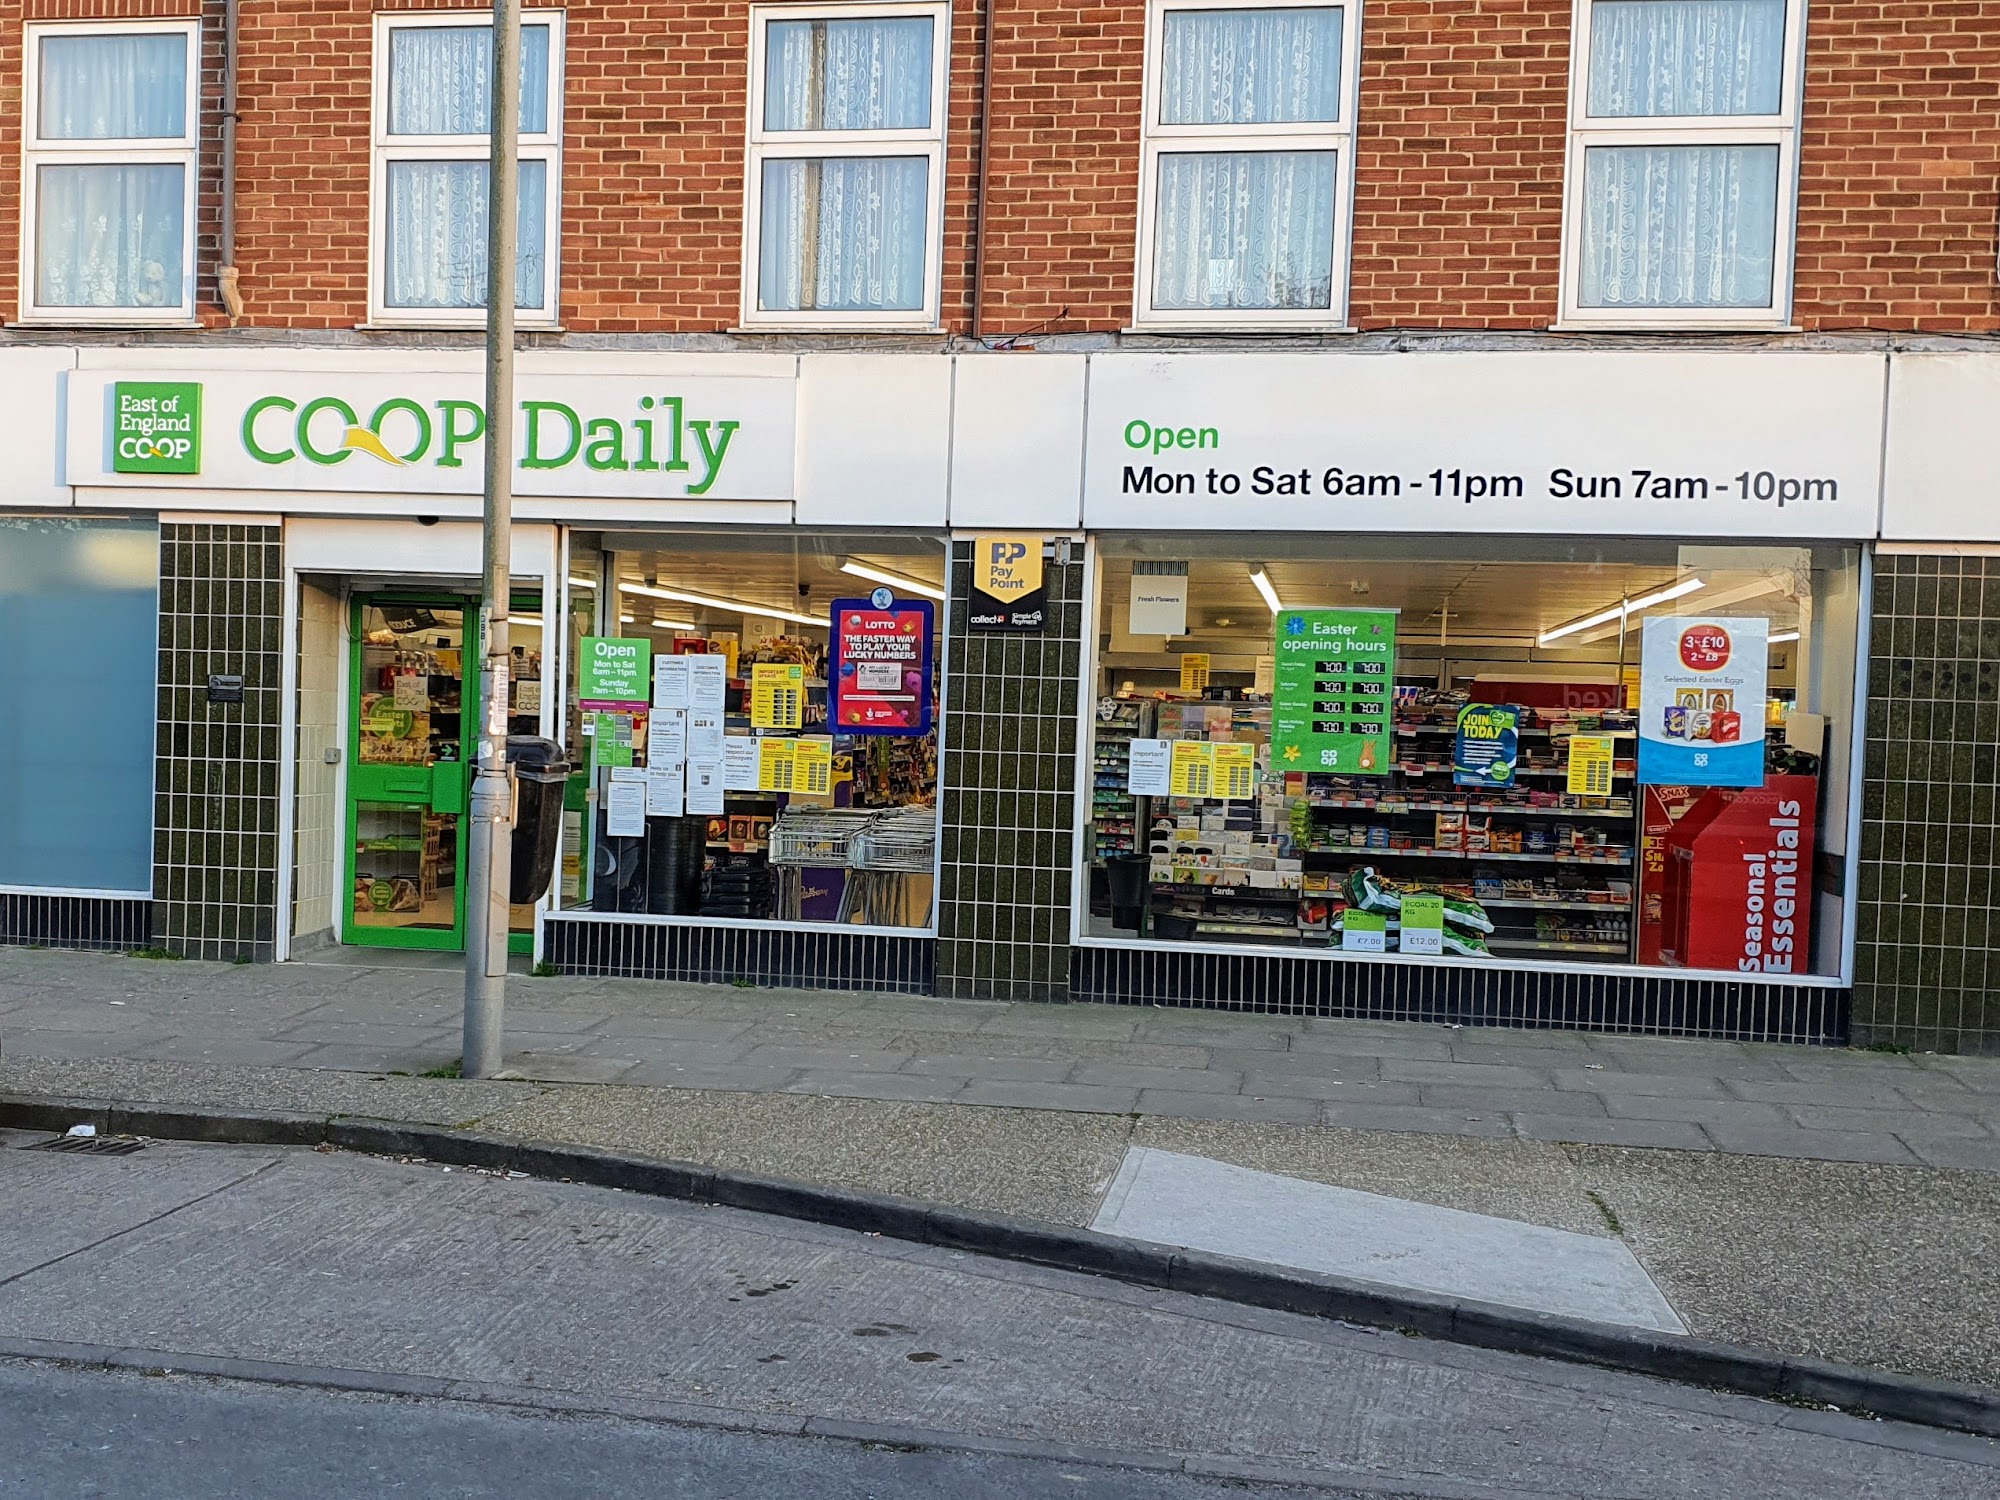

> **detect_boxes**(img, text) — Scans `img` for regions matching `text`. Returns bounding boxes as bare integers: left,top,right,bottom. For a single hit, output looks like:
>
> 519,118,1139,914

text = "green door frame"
341,590,543,954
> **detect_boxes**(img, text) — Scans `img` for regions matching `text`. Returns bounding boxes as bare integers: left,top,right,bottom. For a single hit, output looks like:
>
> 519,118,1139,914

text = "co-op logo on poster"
240,389,743,494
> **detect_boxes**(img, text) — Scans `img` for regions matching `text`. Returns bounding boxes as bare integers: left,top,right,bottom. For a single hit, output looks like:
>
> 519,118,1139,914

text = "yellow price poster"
750,662,805,729
757,736,798,792
791,736,833,797
1169,740,1216,798
1567,735,1615,796
1212,742,1256,801
1180,653,1211,693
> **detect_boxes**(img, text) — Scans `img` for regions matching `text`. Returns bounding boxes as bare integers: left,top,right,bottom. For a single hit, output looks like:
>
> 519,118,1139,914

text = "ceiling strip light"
1539,577,1705,647
839,558,947,602
1769,629,1801,645
620,579,823,628
1249,567,1285,615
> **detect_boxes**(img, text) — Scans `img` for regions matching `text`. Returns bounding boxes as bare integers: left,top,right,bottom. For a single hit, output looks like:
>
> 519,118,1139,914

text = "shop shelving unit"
1091,700,1150,867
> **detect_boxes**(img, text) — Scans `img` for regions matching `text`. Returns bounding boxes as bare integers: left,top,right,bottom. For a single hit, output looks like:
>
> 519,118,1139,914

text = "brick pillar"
1855,552,2000,1053
935,540,1085,1001
151,522,286,961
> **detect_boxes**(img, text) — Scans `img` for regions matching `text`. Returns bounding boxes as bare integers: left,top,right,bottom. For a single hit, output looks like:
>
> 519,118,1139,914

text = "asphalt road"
0,1361,1350,1500
2,1134,1997,1499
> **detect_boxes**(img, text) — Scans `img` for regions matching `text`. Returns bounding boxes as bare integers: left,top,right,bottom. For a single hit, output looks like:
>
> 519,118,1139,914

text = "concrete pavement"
4,946,2000,1393
3,1134,1997,1499
3,946,1997,1167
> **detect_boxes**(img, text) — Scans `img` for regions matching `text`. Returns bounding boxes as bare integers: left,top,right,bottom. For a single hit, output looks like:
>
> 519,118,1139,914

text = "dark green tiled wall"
1855,552,2000,1053
936,542,1084,1000
151,523,285,960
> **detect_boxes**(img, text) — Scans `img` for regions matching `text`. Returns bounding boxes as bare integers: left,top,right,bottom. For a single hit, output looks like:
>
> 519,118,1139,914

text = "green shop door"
344,595,476,950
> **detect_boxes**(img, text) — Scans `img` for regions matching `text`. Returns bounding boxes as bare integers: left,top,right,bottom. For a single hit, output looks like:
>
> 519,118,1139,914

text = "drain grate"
24,1134,146,1156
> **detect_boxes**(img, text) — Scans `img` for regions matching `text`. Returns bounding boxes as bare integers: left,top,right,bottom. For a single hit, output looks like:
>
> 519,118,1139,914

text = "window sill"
1549,319,1803,335
1123,324,1357,337
8,316,202,330
728,323,944,336
355,321,567,334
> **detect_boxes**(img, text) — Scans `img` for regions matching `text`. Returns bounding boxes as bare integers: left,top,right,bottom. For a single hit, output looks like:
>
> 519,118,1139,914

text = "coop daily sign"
1083,351,1886,538
66,369,796,501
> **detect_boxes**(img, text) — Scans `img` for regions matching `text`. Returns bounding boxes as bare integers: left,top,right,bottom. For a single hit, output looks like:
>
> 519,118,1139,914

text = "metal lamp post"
463,0,522,1079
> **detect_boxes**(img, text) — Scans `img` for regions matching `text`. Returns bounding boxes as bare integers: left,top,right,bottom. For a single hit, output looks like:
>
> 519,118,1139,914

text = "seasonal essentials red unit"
1647,776,1818,975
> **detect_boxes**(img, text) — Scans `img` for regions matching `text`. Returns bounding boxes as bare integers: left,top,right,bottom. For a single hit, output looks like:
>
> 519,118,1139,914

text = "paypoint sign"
112,382,202,475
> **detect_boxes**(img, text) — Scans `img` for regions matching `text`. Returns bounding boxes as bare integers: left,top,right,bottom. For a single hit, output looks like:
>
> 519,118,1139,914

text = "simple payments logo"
111,381,202,475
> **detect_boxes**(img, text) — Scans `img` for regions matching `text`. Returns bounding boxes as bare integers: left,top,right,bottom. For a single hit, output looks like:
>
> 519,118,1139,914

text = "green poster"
579,636,651,704
1271,608,1397,776
591,711,634,768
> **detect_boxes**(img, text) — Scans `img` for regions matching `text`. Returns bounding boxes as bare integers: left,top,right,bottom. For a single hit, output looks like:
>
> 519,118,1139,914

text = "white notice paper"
653,655,691,711
689,655,728,715
1128,738,1173,796
686,710,725,761
648,708,688,762
686,760,725,815
722,736,761,790
644,761,685,816
605,772,647,836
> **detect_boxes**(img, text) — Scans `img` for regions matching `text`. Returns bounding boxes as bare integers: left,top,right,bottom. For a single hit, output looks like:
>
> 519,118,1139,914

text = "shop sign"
969,535,1047,631
68,369,796,501
111,381,201,474
1179,653,1211,694
1082,352,1884,538
1271,608,1397,776
1637,617,1768,787
750,663,805,730
578,636,651,707
1453,705,1520,789
829,597,934,736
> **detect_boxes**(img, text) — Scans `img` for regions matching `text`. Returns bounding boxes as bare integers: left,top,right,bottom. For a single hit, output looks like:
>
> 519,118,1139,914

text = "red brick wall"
1794,2,2000,333
1,2,1997,334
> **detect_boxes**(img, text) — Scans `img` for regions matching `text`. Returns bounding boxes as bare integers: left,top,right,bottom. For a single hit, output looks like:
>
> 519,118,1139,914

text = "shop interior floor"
1090,1146,1687,1333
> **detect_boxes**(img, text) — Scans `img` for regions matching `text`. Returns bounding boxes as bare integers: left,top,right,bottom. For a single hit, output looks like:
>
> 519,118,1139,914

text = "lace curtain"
1152,8,1342,310
1588,0,1785,116
760,157,928,312
383,25,551,309
1159,6,1342,125
34,33,187,307
1579,1,1786,308
387,24,551,134
758,17,935,312
764,17,934,130
385,159,548,309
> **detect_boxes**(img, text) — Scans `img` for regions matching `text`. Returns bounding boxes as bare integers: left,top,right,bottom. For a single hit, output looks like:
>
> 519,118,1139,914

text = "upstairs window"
744,4,949,327
1563,0,1804,325
1133,2,1357,329
20,22,200,323
370,13,564,325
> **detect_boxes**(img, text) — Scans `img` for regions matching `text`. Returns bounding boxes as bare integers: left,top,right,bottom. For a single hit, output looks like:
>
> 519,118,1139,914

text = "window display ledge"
1071,932,1848,989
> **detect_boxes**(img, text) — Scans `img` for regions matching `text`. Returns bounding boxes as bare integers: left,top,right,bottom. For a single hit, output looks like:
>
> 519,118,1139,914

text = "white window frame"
1558,0,1808,329
741,1,950,330
368,10,564,329
18,19,201,326
1130,0,1360,332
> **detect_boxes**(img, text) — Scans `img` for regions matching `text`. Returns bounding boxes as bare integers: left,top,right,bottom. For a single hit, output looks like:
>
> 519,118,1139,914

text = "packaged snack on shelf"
1435,811,1465,851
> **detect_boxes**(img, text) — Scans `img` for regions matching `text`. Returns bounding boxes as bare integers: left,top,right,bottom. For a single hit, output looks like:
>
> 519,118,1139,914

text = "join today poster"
1637,617,1768,788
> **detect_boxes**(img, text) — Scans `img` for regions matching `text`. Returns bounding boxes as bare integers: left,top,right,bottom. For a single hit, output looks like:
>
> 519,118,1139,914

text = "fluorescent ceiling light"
839,558,946,602
1769,629,1800,645
567,576,595,589
652,618,698,632
1249,567,1284,615
619,579,822,628
1539,577,1705,647
511,614,543,627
